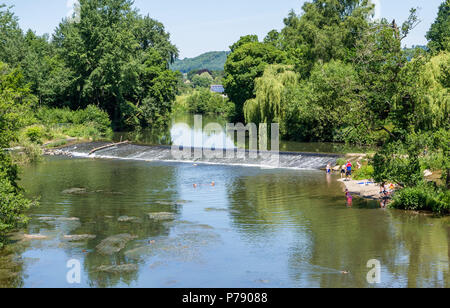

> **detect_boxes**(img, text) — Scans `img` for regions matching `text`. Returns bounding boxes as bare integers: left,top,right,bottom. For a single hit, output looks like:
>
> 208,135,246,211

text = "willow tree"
244,64,298,125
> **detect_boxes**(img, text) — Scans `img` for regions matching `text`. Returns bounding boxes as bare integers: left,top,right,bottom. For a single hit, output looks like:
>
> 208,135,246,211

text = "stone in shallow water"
96,234,137,255
124,246,155,260
23,234,47,240
117,216,141,223
57,217,80,222
38,216,80,222
64,234,96,242
147,212,176,221
62,188,88,195
97,264,139,273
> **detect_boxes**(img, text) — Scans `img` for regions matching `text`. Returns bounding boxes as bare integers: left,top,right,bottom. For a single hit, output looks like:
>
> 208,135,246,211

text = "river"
0,115,448,288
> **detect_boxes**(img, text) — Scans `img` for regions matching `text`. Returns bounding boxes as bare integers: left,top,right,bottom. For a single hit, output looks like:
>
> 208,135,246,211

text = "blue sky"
1,0,443,58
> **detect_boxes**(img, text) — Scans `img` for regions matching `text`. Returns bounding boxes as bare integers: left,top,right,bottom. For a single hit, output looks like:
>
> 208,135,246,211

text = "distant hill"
171,51,229,73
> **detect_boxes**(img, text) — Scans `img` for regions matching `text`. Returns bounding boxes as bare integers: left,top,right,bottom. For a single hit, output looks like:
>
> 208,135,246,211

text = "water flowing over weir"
62,142,340,170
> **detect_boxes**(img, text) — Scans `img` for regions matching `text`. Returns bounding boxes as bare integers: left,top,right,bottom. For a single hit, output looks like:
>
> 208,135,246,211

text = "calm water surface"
0,156,449,288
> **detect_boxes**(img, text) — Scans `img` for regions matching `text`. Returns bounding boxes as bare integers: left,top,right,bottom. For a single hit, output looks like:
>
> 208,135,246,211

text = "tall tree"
53,0,179,129
426,0,450,53
279,0,374,76
223,36,287,119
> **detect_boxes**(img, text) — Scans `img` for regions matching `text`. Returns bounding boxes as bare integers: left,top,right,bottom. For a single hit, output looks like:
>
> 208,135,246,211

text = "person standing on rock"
340,164,346,179
346,161,352,180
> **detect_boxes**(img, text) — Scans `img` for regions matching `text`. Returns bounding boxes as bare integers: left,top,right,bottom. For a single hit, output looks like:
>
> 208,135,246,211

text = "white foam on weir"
62,143,339,171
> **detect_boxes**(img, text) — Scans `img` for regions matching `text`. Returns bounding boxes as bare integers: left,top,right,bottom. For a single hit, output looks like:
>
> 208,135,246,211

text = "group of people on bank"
326,161,358,180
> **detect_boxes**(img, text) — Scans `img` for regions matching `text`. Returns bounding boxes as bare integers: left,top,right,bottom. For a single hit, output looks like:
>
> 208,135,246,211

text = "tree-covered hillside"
171,51,229,73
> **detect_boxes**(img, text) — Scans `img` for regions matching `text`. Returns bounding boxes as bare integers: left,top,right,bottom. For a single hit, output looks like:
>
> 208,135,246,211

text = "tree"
244,64,297,125
426,0,450,53
282,60,361,141
52,0,179,129
224,37,287,119
0,4,26,66
279,0,374,76
0,62,35,245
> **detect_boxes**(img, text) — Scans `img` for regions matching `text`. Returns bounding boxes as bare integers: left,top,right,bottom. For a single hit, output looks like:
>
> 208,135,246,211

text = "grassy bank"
9,105,113,164
335,152,449,215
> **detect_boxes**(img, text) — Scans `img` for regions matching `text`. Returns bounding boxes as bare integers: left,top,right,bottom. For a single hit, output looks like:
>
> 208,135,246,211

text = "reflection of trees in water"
20,158,180,287
0,242,28,288
226,172,318,238
385,211,449,288
226,170,449,287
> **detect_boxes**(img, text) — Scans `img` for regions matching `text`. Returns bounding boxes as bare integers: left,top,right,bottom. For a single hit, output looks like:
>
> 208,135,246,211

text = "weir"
62,142,340,170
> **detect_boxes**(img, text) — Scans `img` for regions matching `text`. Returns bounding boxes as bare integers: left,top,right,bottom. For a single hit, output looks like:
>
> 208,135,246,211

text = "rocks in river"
148,212,176,221
96,234,137,255
38,216,80,222
62,188,88,195
155,200,188,206
23,234,47,240
63,234,96,242
62,188,123,195
44,149,73,157
117,216,142,223
97,264,139,273
124,246,155,260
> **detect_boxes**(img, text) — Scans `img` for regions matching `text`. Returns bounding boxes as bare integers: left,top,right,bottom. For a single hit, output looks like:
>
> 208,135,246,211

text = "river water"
0,116,448,288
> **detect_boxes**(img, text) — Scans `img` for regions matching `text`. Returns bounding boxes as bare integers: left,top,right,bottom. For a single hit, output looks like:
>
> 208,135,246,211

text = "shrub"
24,126,46,144
390,184,449,215
353,165,375,180
336,158,347,166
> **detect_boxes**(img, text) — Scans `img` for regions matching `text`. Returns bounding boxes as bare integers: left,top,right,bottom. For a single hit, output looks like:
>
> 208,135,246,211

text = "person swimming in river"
345,189,353,207
326,163,332,174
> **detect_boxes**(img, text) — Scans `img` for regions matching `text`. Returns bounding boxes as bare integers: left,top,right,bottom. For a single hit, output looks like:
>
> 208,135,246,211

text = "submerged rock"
148,212,176,221
96,234,137,255
23,234,47,240
63,234,96,242
62,188,88,195
57,217,80,222
124,246,155,260
97,264,139,273
117,216,141,223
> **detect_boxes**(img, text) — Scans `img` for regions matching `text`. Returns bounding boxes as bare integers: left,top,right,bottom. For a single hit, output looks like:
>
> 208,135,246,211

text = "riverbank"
338,178,382,200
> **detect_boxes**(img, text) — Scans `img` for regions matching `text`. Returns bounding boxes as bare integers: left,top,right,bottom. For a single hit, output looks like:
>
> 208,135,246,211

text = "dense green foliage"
0,63,35,246
171,51,229,73
426,0,450,53
223,36,287,118
224,0,449,213
391,184,449,214
174,89,234,116
1,0,178,130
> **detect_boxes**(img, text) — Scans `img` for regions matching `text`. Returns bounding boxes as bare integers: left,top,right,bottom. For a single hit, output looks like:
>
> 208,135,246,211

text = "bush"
336,158,347,166
183,89,235,117
353,165,375,180
24,126,46,144
33,105,112,140
390,184,449,215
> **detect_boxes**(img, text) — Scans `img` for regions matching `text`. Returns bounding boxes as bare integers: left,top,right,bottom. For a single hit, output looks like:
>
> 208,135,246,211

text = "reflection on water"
114,114,376,154
0,157,448,288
